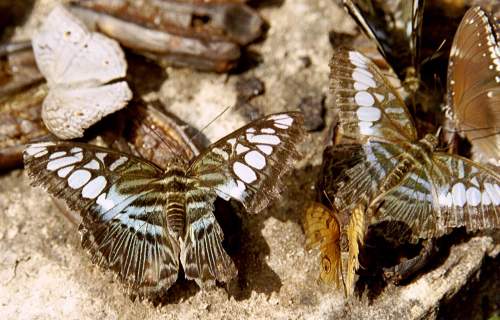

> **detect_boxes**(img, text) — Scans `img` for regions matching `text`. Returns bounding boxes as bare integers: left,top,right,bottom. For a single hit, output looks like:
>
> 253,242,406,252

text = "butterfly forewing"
330,49,417,145
24,141,180,294
188,112,305,214
447,6,500,165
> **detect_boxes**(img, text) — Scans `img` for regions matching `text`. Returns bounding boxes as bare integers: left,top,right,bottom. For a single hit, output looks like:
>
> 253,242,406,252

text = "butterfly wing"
304,202,342,287
180,189,237,287
23,141,180,295
341,0,424,82
187,112,305,214
375,153,500,241
42,82,132,139
32,5,127,86
330,49,417,145
178,112,304,286
447,6,500,165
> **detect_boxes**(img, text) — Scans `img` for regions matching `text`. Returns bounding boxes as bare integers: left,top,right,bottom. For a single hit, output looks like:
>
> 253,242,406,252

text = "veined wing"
375,153,499,241
327,141,407,213
187,112,305,214
330,49,417,145
341,0,424,82
23,141,179,295
304,202,342,287
433,154,499,232
446,6,500,165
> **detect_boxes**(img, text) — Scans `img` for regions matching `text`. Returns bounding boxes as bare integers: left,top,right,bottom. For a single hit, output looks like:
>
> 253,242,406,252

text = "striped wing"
374,154,500,241
327,142,407,213
341,0,424,83
23,141,180,295
330,49,417,145
180,189,237,287
187,112,305,213
446,6,500,165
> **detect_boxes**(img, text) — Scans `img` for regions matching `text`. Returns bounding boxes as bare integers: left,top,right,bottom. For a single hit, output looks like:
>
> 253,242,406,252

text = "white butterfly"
32,5,132,139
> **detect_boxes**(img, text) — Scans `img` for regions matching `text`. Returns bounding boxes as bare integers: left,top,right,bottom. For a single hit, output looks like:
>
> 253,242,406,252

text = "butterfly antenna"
131,112,178,157
190,104,234,141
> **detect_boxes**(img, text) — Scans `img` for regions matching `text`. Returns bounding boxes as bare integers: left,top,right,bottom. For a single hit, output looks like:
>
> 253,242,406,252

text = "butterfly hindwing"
330,49,417,144
433,154,500,231
447,6,500,165
304,202,342,287
180,189,237,287
188,112,305,214
24,141,180,294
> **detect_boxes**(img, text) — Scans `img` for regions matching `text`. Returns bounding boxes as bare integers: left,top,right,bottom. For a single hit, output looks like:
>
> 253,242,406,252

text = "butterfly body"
24,112,305,296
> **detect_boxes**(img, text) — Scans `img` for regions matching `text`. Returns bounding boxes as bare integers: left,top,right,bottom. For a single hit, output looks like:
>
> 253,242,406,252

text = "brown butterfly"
445,6,500,166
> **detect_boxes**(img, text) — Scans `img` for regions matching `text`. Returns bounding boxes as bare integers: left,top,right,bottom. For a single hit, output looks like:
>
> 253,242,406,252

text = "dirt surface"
0,0,498,319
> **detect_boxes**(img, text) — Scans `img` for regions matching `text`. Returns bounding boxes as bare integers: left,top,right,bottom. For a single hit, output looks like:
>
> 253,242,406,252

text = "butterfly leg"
383,238,436,283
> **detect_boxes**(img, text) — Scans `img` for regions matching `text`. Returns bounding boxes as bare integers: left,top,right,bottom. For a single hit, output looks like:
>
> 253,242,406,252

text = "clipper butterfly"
24,112,305,296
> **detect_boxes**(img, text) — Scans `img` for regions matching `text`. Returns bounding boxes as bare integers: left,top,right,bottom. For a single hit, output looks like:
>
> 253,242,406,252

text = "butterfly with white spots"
23,112,305,296
315,48,500,294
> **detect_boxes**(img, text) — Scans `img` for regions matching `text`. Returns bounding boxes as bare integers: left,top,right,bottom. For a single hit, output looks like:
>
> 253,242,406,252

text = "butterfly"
308,48,500,295
341,0,424,93
445,6,500,166
23,112,305,296
32,5,132,139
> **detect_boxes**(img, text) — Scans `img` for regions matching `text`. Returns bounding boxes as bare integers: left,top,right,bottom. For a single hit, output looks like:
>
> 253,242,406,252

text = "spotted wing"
330,49,417,145
446,6,500,165
187,112,305,214
304,202,342,288
375,154,499,241
23,141,180,295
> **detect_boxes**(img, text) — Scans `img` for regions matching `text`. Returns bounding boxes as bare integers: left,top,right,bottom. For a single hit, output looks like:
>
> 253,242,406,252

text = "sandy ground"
0,0,498,319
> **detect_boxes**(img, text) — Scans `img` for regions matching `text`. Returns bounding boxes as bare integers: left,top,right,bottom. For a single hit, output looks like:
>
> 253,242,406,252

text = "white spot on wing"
261,128,276,134
83,159,100,170
233,161,257,183
245,150,266,169
357,106,381,122
452,183,466,207
466,187,481,206
49,151,67,159
109,156,128,171
47,152,83,171
257,144,273,155
82,176,107,199
247,134,281,145
57,165,74,178
96,152,107,162
355,91,375,107
67,169,91,189
236,144,250,155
